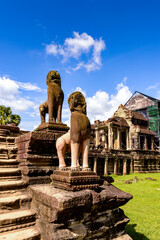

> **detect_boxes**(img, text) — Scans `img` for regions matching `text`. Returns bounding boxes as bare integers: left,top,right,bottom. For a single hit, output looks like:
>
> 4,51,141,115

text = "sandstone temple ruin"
89,91,160,176
0,72,159,240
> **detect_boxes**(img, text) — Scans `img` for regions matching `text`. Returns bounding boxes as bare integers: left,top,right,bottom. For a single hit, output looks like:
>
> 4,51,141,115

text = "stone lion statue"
56,91,91,170
39,70,64,124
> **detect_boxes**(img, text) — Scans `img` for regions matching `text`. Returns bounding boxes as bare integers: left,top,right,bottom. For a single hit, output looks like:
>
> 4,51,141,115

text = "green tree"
10,114,21,126
0,105,21,126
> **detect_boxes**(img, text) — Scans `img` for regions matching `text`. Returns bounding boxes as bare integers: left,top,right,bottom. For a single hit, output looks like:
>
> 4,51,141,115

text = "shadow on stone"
125,224,150,240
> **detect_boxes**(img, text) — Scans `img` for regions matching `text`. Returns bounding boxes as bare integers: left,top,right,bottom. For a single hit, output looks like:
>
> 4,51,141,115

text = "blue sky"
0,0,160,130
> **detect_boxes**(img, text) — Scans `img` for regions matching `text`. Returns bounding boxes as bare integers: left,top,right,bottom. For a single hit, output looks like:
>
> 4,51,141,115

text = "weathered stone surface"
15,131,68,184
51,169,100,191
29,184,132,240
0,209,36,230
0,194,32,214
0,226,41,240
39,70,64,125
113,234,133,240
0,125,20,137
36,122,69,132
0,128,41,239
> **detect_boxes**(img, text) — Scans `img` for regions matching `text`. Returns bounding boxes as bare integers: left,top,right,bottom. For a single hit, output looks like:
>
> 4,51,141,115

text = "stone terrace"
0,127,40,240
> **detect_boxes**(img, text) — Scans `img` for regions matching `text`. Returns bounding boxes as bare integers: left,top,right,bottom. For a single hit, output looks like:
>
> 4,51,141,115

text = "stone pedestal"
36,122,69,132
29,184,133,240
15,125,69,185
51,169,100,191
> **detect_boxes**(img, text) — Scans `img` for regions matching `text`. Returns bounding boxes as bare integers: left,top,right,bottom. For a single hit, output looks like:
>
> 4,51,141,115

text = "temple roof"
116,104,148,121
128,110,147,121
139,127,154,135
125,91,160,106
106,116,129,127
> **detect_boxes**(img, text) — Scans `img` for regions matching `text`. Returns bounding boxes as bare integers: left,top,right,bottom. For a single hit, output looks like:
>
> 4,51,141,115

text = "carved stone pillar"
128,131,131,149
114,159,118,174
105,131,108,148
93,157,98,173
117,128,120,149
144,136,147,150
104,156,108,175
151,136,154,150
95,129,99,147
130,158,134,173
108,124,113,149
123,159,127,175
126,129,129,149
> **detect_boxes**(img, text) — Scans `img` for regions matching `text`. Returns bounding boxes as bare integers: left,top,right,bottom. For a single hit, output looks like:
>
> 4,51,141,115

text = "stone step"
7,144,15,148
0,168,21,177
0,176,21,181
8,154,17,160
0,137,6,143
0,209,37,233
0,155,18,160
0,146,17,150
0,147,17,157
0,194,32,213
0,159,19,167
0,189,28,198
0,226,40,240
0,130,8,137
0,180,27,191
6,137,15,143
0,155,8,160
7,141,16,145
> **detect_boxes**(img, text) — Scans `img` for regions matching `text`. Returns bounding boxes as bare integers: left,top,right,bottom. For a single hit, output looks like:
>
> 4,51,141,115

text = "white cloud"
62,81,132,124
75,87,87,97
45,32,106,72
0,77,19,99
46,44,58,55
62,108,70,119
0,77,42,99
87,82,132,123
61,81,132,125
0,98,34,111
123,77,127,84
19,121,41,131
146,83,160,90
0,76,42,112
17,82,41,91
72,62,84,71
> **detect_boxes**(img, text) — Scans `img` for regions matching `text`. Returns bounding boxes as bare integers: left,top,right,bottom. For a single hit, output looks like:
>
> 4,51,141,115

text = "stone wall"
29,184,133,240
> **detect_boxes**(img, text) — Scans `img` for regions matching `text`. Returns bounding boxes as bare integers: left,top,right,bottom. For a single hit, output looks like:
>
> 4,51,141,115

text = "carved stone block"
51,169,100,191
15,129,69,185
36,122,69,132
29,184,133,240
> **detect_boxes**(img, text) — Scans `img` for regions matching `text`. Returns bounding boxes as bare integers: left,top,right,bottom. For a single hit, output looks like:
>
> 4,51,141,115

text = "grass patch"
111,173,160,240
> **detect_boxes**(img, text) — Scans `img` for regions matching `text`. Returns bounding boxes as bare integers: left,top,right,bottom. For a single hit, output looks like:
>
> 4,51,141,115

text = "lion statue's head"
68,91,86,114
46,70,61,86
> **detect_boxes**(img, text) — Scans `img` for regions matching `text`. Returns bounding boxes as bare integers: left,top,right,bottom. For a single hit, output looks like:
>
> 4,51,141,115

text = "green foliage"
0,106,12,125
10,114,21,126
111,173,160,240
0,105,21,126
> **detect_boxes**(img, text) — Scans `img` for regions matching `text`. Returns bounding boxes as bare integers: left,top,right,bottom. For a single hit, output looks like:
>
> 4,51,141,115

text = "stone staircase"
0,132,41,240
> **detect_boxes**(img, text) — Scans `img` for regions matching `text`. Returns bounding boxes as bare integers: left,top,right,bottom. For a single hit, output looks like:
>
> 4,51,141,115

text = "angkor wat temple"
89,91,160,176
0,91,159,239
